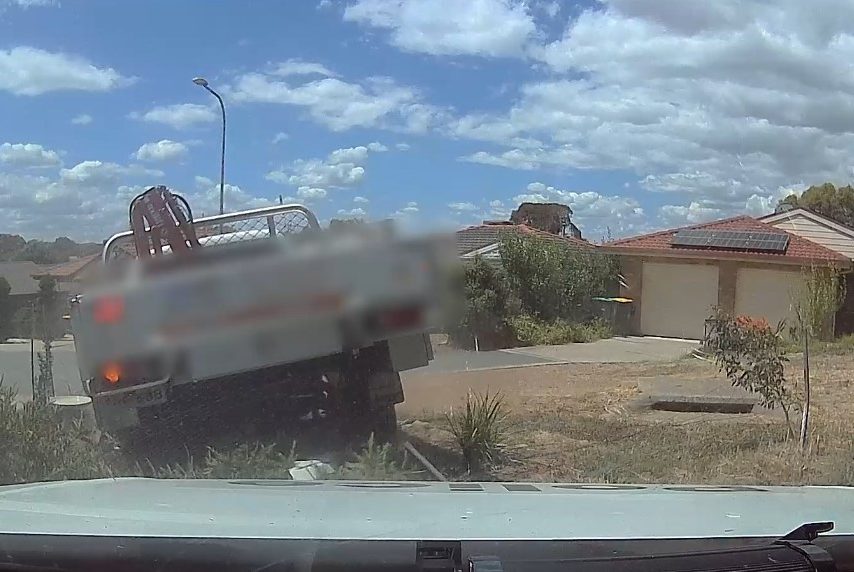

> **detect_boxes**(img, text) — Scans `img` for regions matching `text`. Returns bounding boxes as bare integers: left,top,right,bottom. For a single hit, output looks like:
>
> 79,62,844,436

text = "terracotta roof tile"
35,254,100,279
455,224,592,255
602,216,848,265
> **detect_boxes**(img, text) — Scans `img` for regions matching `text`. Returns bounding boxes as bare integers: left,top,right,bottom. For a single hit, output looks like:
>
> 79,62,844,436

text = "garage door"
735,268,803,330
641,262,719,339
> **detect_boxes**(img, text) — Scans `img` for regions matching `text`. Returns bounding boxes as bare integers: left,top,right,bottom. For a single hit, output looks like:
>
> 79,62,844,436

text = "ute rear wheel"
337,345,402,442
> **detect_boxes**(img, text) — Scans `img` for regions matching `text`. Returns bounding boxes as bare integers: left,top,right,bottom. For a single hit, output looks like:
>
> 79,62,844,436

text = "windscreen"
1,0,853,544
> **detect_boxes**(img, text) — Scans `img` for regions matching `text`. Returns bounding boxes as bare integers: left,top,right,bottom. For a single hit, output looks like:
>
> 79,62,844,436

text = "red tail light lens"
93,296,124,324
101,362,122,384
378,306,422,330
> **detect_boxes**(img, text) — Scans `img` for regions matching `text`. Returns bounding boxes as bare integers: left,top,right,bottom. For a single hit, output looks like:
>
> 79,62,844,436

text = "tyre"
370,403,398,441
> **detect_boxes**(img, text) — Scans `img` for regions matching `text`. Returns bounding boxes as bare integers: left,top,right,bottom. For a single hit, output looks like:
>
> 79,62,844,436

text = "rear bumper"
88,378,170,431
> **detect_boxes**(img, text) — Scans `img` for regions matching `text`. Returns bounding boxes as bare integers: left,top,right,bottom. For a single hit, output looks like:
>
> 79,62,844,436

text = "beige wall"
618,255,809,336
767,213,854,260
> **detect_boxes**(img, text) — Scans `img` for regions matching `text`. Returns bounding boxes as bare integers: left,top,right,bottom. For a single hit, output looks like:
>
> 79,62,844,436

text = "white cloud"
461,150,540,170
267,143,386,192
445,1,854,224
130,103,217,129
6,0,57,7
60,160,162,187
71,113,93,125
337,207,367,217
187,182,271,216
271,161,365,188
367,141,388,152
134,140,189,162
272,132,289,144
448,201,478,212
194,175,214,188
273,59,336,78
353,195,370,203
395,142,411,151
297,186,327,200
0,47,131,96
328,145,370,165
0,160,164,240
489,199,504,208
343,0,536,58
0,142,61,168
394,200,419,216
229,68,442,132
659,201,724,226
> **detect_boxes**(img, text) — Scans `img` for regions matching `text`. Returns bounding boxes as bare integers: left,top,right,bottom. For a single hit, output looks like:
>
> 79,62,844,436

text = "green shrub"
0,384,111,485
704,311,797,438
448,256,518,349
499,235,618,322
509,315,613,346
155,441,297,479
335,433,411,480
445,391,509,473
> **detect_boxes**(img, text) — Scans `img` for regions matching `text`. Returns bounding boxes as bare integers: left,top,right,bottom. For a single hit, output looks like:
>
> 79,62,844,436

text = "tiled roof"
602,216,849,265
35,253,99,279
455,223,592,255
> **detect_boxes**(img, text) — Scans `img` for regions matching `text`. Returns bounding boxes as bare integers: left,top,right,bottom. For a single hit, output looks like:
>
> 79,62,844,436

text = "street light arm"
202,85,226,215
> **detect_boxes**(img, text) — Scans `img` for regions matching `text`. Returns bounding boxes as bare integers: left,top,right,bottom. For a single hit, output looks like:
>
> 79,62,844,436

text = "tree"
704,311,797,439
778,183,854,227
499,235,617,323
449,257,517,350
0,277,11,342
792,265,844,341
34,276,60,406
790,265,845,448
510,203,573,236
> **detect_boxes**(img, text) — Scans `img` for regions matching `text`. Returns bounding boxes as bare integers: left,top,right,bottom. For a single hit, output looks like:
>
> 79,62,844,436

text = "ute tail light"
377,306,423,331
93,296,125,324
101,362,122,385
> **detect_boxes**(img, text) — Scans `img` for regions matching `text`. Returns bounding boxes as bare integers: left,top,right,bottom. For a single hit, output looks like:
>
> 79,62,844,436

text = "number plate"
98,385,167,407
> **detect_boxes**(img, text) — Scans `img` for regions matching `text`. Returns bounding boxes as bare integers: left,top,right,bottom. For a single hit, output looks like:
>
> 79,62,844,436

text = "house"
1,255,101,338
32,253,100,296
456,221,591,263
602,216,849,339
0,261,43,335
760,207,854,333
0,261,42,300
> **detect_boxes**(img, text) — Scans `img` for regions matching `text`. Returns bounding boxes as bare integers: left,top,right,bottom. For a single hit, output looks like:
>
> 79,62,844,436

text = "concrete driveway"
404,336,698,376
502,336,698,363
0,336,699,395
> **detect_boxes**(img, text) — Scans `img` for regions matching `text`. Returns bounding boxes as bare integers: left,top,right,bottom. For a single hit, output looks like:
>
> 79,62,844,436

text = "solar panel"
671,229,789,253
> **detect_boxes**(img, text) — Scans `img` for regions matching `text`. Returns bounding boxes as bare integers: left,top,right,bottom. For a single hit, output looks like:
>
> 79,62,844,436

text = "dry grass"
407,353,854,485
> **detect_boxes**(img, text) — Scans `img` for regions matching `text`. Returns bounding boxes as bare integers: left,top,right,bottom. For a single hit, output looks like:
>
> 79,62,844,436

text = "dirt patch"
401,354,854,485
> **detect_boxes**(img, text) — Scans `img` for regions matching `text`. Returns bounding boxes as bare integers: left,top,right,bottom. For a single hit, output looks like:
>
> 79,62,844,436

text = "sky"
2,0,854,242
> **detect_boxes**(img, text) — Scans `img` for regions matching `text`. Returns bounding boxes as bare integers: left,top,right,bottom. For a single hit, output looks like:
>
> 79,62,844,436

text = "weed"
445,391,509,473
0,385,112,485
148,441,297,479
335,433,411,480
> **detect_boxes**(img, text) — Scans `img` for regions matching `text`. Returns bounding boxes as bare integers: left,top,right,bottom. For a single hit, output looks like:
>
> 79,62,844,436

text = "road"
0,339,83,399
0,336,698,399
403,336,698,377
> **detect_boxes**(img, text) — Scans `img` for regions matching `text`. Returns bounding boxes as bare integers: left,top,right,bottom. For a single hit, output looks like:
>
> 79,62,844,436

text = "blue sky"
2,0,853,241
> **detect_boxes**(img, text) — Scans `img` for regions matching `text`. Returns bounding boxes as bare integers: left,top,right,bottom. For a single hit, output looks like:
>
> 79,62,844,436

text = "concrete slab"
501,336,699,363
635,377,767,414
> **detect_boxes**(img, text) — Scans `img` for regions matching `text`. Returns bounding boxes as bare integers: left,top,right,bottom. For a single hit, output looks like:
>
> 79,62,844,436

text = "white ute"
70,187,453,443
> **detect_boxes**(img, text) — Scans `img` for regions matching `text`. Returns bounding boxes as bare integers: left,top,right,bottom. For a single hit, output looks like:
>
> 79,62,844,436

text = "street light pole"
193,77,226,215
